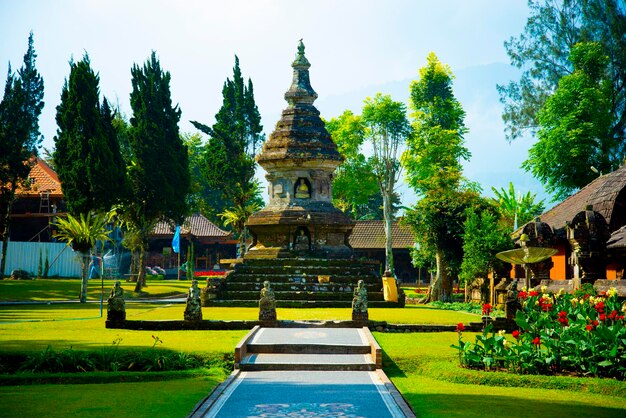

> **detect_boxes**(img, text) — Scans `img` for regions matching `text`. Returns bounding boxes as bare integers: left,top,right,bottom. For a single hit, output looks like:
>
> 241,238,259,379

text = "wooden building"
149,213,237,271
9,158,66,242
348,220,424,283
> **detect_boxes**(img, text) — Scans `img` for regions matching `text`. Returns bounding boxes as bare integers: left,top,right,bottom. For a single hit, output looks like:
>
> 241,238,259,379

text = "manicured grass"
2,303,625,417
0,375,221,418
0,302,479,325
0,278,190,301
375,332,626,417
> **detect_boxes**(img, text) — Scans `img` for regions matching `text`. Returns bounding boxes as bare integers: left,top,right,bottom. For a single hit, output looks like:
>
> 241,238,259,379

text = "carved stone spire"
257,40,341,169
284,40,318,106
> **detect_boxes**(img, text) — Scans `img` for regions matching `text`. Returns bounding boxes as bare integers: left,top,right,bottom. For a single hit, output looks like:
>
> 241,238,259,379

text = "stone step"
247,343,371,355
232,258,381,268
223,282,383,292
203,299,401,308
225,273,381,284
239,353,376,371
218,291,386,301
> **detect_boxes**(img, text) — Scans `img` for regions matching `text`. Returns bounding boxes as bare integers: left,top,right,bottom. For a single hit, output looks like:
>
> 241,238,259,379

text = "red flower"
456,323,465,332
512,330,520,339
482,303,492,316
593,320,599,327
529,291,539,297
541,302,553,312
618,315,625,321
586,324,594,332
558,311,567,318
518,291,528,300
557,312,569,326
532,336,541,345
595,301,605,314
599,313,607,322
608,310,618,320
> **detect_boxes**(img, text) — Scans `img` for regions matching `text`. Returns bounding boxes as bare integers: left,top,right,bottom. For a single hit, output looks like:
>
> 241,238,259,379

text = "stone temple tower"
246,40,355,259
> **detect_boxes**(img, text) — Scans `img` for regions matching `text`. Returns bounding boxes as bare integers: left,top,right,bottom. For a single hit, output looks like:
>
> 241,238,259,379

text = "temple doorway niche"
293,226,311,252
294,178,312,199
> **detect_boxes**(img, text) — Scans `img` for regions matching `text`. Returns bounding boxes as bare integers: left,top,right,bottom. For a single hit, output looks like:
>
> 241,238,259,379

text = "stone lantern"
246,41,355,259
567,205,610,283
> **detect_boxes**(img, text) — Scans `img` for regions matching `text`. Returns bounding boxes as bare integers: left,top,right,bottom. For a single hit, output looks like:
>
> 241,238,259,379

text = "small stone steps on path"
235,326,381,371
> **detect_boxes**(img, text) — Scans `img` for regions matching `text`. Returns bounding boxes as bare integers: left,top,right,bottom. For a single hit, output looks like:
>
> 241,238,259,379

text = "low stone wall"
106,318,516,333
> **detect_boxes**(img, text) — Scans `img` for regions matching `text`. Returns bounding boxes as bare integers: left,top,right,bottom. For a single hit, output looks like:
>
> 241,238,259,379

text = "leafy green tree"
459,202,513,299
523,42,615,199
0,32,44,279
362,94,411,274
127,51,190,292
491,182,545,231
402,52,471,302
53,212,111,302
325,111,380,219
499,0,626,162
54,55,127,215
191,56,264,227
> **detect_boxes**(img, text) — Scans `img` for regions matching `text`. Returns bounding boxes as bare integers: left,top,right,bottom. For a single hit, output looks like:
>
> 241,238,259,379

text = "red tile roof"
152,213,231,239
539,164,626,232
15,158,63,198
348,220,415,249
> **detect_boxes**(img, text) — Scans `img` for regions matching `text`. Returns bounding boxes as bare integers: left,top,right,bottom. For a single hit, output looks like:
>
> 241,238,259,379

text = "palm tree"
491,183,545,231
220,201,260,258
53,212,111,302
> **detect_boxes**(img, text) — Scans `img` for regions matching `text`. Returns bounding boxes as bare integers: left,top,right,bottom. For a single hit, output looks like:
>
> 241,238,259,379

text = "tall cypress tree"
191,56,263,224
54,55,126,215
18,32,44,145
0,32,44,279
127,51,189,291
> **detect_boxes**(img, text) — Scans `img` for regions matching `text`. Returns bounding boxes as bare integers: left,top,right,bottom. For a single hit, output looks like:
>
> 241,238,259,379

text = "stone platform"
206,257,400,308
190,327,414,417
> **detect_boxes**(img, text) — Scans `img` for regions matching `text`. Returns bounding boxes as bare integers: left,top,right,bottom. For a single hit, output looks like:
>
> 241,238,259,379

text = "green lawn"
1,302,625,417
0,278,190,301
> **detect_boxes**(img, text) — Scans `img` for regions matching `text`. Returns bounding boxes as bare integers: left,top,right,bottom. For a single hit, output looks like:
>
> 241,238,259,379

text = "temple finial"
285,40,317,105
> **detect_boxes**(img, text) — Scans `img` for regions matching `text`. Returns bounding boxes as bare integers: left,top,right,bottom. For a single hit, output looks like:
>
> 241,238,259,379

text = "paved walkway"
190,327,414,417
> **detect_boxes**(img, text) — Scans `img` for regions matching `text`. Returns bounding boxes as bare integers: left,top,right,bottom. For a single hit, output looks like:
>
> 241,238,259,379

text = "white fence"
0,241,82,277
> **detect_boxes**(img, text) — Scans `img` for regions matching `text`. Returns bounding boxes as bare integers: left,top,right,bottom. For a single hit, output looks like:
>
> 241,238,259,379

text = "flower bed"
194,270,226,278
453,287,626,379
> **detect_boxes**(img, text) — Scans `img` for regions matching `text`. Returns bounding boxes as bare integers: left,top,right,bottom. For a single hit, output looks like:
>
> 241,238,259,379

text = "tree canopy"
491,182,545,231
499,0,626,197
54,55,127,215
191,56,264,226
126,51,190,291
325,111,381,220
403,52,472,302
0,32,44,279
362,93,411,274
523,42,616,199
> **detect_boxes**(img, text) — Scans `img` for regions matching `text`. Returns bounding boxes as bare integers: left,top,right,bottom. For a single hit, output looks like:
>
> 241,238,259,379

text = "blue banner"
172,225,180,254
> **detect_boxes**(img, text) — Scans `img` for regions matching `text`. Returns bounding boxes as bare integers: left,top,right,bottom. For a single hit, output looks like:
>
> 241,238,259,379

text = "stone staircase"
204,257,402,307
235,326,381,372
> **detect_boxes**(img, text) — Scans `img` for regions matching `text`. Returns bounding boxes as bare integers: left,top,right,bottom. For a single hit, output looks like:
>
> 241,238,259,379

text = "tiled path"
189,327,415,417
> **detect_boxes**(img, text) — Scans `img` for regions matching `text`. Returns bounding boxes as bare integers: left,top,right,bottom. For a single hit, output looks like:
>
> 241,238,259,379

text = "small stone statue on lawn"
352,280,368,321
107,280,126,322
259,281,277,321
184,279,203,321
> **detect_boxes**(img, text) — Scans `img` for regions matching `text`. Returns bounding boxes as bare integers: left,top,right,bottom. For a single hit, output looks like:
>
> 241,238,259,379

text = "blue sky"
0,0,551,205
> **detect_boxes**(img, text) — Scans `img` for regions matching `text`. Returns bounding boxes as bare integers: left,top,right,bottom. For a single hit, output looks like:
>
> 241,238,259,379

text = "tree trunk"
79,252,90,303
428,249,453,302
382,187,394,275
134,247,147,292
